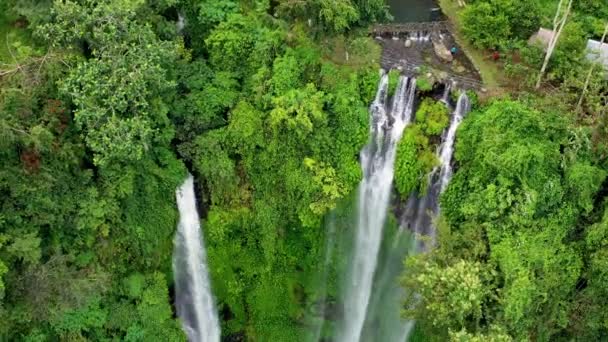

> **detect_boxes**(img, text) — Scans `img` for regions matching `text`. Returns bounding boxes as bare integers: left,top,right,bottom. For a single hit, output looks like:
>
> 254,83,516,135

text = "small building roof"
528,28,556,51
585,39,608,68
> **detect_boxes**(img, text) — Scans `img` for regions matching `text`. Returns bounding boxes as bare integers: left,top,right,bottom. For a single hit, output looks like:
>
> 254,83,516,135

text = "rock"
375,36,383,41
392,36,399,41
453,65,466,73
451,60,466,73
405,39,412,48
481,87,488,93
432,39,453,62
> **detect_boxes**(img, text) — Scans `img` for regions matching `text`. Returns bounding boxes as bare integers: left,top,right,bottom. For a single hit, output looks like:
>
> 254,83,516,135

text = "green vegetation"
442,0,608,94
394,99,448,196
439,0,504,89
0,0,606,341
401,1,608,340
460,0,541,49
0,0,389,340
0,10,34,63
388,69,401,96
403,99,608,340
416,77,434,92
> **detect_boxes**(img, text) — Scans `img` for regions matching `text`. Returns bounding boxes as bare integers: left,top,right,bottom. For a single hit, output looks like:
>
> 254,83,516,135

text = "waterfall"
397,92,470,340
359,226,415,342
407,92,470,250
440,82,452,104
409,31,431,42
173,175,221,342
437,93,470,193
338,72,417,342
177,13,185,33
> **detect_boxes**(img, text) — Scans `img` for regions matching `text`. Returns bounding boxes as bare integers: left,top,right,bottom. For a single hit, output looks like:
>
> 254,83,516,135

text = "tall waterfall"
405,92,470,250
338,73,417,342
173,175,221,342
396,92,470,341
438,93,470,193
360,93,470,342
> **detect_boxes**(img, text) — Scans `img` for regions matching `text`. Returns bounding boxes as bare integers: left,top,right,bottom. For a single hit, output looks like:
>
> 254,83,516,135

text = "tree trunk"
535,0,572,89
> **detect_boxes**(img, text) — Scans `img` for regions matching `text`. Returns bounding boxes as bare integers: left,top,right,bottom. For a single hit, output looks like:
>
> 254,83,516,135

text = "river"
387,0,440,22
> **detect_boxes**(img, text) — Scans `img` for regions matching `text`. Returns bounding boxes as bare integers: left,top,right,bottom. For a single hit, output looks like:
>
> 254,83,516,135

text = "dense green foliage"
402,1,608,340
1,0,607,341
394,98,448,196
0,0,387,340
460,0,541,49
402,99,608,340
461,0,607,88
194,27,380,340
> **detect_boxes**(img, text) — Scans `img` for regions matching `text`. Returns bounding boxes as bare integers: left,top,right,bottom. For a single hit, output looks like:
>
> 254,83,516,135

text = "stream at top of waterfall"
387,0,440,23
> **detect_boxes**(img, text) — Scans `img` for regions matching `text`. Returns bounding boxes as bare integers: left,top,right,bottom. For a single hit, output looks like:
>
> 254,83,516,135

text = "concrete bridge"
371,21,451,37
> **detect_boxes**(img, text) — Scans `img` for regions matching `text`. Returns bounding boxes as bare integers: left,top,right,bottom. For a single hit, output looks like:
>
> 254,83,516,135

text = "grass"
321,34,382,70
438,0,506,92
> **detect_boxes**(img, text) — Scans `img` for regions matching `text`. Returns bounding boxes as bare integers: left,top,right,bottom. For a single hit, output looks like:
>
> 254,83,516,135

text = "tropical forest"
0,0,607,341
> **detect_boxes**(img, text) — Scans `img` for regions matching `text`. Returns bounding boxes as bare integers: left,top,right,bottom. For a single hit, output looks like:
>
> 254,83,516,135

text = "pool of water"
387,0,440,22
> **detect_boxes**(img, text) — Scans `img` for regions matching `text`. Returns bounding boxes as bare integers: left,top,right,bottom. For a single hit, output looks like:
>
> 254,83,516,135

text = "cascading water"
338,72,417,342
397,91,470,341
360,93,470,342
437,92,470,193
406,92,470,250
173,175,221,342
440,82,452,104
359,225,415,342
410,31,431,42
177,13,185,33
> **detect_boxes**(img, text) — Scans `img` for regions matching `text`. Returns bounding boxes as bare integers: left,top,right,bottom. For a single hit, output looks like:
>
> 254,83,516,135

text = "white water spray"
438,92,470,192
397,91,470,341
407,92,470,249
440,82,452,104
173,175,221,342
339,73,417,342
177,13,185,33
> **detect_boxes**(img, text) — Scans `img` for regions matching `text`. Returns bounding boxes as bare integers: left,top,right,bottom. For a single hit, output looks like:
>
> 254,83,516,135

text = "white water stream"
438,92,470,193
173,175,221,342
338,73,417,342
